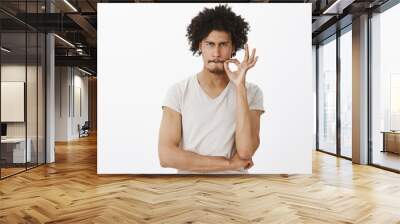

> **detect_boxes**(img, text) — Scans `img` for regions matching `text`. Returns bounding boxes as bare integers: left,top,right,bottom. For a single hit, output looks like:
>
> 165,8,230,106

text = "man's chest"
180,92,236,133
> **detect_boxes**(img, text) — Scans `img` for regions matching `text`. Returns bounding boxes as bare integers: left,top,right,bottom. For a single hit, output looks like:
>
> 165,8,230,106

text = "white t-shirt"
162,74,264,174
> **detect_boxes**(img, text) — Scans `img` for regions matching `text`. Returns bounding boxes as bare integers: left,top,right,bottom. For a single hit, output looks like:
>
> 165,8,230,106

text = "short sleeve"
162,83,182,114
249,85,265,115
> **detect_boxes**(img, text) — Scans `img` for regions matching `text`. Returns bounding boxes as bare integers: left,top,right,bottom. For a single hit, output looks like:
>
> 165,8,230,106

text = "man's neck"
198,69,230,89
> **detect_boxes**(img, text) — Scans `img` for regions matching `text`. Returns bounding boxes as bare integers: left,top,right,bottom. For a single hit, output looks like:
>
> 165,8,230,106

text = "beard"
206,62,225,75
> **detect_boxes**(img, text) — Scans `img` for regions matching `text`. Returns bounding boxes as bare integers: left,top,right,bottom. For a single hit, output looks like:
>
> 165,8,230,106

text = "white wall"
55,67,89,141
55,66,69,141
72,72,89,138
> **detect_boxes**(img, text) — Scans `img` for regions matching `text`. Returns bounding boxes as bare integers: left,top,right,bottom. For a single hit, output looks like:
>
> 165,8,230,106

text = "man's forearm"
235,84,258,159
160,146,233,172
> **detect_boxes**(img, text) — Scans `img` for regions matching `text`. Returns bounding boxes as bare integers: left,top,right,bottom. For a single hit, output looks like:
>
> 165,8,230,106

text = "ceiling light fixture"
78,67,93,76
54,34,75,48
63,0,78,12
322,0,354,15
1,47,11,53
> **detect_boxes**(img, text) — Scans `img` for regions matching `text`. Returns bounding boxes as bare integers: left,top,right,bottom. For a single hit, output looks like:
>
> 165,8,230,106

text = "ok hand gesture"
223,43,258,87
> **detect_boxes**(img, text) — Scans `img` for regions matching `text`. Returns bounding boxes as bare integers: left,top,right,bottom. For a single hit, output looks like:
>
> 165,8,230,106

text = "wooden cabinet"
382,131,400,154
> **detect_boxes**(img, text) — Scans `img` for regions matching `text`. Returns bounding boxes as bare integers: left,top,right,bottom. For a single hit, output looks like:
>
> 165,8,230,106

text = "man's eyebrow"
204,41,230,44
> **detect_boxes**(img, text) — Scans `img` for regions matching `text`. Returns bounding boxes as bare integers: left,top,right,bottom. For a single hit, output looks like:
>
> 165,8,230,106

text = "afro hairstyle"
186,4,250,57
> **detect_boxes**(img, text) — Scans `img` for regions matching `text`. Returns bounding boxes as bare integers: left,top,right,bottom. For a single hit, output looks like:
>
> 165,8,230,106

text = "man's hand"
223,43,258,87
229,151,253,171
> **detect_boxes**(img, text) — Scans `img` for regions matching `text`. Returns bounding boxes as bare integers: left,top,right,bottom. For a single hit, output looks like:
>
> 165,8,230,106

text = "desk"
1,138,31,163
381,131,400,154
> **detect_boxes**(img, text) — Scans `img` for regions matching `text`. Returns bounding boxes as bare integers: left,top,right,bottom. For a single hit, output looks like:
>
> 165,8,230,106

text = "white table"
1,138,32,163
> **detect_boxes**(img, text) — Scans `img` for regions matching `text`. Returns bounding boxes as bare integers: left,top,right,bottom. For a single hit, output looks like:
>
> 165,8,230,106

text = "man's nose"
212,46,221,57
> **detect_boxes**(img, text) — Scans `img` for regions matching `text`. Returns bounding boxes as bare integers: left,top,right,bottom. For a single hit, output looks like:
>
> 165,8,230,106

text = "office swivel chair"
79,121,90,138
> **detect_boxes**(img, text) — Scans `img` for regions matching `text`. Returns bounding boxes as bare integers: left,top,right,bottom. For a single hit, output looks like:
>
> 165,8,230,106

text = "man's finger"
247,160,254,169
244,43,249,62
224,61,232,74
249,48,256,63
248,56,258,69
227,58,240,66
245,160,253,169
226,58,240,66
224,59,240,73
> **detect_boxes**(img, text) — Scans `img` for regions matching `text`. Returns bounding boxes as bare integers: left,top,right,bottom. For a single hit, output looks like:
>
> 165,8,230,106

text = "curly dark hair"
186,4,250,57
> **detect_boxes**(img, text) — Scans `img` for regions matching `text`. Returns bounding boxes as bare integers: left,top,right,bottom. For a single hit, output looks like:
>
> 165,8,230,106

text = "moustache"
209,60,226,63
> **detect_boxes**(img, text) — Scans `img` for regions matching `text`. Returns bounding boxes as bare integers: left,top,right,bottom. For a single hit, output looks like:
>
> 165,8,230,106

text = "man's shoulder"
168,75,195,91
245,81,262,94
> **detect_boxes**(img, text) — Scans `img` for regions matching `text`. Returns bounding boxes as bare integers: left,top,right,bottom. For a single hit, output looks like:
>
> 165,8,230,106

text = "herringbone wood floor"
1,134,400,223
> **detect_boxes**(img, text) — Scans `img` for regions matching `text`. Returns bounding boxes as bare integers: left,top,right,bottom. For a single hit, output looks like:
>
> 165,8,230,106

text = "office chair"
79,121,90,138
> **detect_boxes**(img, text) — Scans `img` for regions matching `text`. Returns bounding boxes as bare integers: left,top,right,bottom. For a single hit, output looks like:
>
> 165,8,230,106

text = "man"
158,4,264,174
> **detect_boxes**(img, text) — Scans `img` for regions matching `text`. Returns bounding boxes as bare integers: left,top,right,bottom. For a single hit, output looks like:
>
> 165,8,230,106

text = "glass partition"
317,36,337,155
0,1,46,179
1,31,28,177
371,3,400,171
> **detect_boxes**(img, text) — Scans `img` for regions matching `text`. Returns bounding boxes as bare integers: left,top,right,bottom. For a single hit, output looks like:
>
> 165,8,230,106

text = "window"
339,28,352,158
371,2,400,171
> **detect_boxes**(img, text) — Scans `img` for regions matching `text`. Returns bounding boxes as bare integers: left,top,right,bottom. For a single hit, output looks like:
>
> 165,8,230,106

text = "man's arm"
234,84,262,160
158,107,251,172
223,43,261,160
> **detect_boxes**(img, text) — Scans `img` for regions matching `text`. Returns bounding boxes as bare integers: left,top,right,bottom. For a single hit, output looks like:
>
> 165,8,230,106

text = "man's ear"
198,42,202,54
